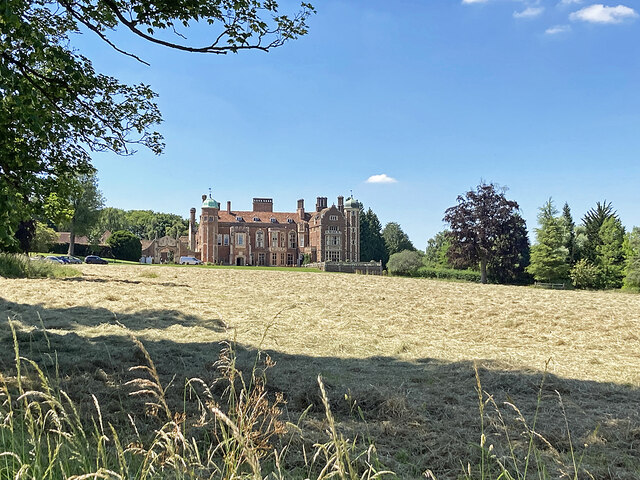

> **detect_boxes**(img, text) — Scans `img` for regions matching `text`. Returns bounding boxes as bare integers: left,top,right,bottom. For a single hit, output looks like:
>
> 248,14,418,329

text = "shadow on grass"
0,298,639,479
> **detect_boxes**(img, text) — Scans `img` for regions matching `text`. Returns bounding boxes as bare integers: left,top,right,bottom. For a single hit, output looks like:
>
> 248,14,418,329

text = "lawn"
1,265,639,478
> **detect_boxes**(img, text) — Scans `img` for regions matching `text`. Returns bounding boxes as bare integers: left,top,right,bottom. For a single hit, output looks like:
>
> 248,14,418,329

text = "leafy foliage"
581,201,619,263
527,199,570,283
424,231,452,268
382,222,415,257
387,249,423,276
486,213,531,285
596,217,625,288
60,174,104,255
107,230,142,261
443,182,522,284
32,221,58,253
0,0,313,250
359,206,388,265
624,227,640,290
415,266,481,282
570,259,604,290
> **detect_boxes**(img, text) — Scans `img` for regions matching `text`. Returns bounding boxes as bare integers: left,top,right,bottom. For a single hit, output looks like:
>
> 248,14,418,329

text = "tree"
596,216,625,288
90,208,130,242
561,202,577,265
526,199,570,283
624,227,640,290
424,231,452,268
487,213,531,285
581,201,619,263
1,0,314,250
387,250,424,276
107,230,142,262
443,182,521,284
32,221,58,253
62,174,104,255
359,207,388,265
382,222,415,257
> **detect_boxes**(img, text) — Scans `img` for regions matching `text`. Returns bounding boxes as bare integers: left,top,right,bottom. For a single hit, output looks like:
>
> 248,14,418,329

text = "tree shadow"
0,298,638,479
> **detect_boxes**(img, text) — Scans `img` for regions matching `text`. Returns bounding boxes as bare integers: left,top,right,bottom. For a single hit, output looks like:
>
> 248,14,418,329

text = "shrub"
107,230,142,261
31,221,58,253
387,250,424,276
50,242,113,258
0,253,80,278
415,266,481,282
570,259,604,289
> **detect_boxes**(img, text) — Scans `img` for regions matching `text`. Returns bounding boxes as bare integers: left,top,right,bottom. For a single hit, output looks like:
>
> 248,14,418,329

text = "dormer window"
253,217,261,222
236,216,244,222
270,217,277,223
287,218,293,224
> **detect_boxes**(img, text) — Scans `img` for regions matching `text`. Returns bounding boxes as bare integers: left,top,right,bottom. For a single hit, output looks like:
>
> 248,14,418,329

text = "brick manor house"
181,192,361,266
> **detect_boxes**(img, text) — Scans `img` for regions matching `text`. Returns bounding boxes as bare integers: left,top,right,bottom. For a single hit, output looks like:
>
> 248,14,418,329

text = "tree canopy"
0,0,314,250
527,199,570,283
359,207,387,265
382,222,415,257
443,182,523,284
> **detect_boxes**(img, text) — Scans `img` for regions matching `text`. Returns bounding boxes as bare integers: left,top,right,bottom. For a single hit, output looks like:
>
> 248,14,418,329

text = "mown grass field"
1,264,639,478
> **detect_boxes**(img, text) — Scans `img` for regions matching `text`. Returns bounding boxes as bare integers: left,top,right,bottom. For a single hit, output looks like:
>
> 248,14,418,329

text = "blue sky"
78,0,640,248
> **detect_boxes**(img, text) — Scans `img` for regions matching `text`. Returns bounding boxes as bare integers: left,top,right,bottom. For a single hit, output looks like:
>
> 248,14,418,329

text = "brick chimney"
338,196,344,213
316,197,327,212
189,208,196,250
297,199,305,220
227,201,231,214
201,194,207,203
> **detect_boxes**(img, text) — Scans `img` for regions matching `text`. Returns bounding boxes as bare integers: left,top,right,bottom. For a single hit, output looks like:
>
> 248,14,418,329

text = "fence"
306,261,383,275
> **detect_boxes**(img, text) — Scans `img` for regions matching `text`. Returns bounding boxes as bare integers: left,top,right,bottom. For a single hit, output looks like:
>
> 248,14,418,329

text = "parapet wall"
307,261,383,275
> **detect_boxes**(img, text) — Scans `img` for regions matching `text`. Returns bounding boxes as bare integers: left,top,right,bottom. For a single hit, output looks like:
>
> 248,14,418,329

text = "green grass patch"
0,253,80,279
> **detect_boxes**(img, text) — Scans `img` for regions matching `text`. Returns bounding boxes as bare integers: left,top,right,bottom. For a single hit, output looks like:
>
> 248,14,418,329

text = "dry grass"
1,265,640,478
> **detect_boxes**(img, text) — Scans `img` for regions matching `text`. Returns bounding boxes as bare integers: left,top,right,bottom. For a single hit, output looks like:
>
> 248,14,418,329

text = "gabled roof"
217,210,301,225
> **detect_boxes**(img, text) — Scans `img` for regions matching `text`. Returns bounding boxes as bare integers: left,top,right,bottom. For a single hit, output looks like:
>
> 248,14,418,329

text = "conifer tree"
526,199,570,283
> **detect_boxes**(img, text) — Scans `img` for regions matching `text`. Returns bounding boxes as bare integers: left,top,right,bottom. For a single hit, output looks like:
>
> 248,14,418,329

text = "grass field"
1,264,639,478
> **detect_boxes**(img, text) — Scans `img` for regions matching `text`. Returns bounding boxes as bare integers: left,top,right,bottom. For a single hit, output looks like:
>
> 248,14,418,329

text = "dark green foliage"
570,259,604,289
0,0,313,251
444,182,522,284
561,202,577,265
527,199,570,283
596,217,625,288
107,230,142,261
382,222,415,257
359,207,388,265
415,267,481,282
581,201,619,263
60,174,104,255
32,222,58,253
14,220,36,253
387,250,424,276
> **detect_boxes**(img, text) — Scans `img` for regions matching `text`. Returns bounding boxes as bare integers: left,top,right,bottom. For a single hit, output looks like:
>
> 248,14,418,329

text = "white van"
179,256,203,265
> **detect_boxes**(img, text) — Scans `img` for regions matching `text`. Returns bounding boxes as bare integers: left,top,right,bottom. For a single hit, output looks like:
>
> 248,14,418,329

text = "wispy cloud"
514,6,545,18
559,0,582,5
462,0,489,4
570,4,638,23
366,174,398,184
545,24,572,34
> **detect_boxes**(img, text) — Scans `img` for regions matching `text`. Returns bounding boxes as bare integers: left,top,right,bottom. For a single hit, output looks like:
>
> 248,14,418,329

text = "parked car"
59,255,83,264
45,256,64,264
179,256,203,265
85,255,108,264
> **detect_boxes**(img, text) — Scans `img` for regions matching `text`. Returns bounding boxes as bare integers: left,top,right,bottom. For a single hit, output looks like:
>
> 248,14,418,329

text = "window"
287,253,294,265
287,218,293,223
208,216,213,222
253,217,261,222
270,217,277,223
271,232,278,248
236,216,244,222
271,253,277,266
327,251,340,262
280,253,285,265
326,234,340,246
299,236,305,248
328,225,339,232
258,253,265,265
236,233,245,246
329,215,338,221
223,234,229,246
280,232,285,247
288,231,296,249
256,230,264,248
217,234,222,246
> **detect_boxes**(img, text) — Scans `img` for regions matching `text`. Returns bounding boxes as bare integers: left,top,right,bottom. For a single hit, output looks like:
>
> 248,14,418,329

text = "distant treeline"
87,208,189,242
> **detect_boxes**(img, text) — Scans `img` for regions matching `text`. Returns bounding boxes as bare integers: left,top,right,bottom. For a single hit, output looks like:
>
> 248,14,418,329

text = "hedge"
414,266,481,282
50,243,114,258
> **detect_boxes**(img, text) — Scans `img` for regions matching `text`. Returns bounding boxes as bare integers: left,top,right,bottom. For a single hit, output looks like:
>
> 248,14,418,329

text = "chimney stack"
297,199,305,220
316,196,327,212
227,201,231,214
189,208,196,250
201,194,207,203
338,196,344,213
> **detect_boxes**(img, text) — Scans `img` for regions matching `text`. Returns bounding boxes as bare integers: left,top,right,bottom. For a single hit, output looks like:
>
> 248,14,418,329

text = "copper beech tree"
0,0,314,249
443,182,526,284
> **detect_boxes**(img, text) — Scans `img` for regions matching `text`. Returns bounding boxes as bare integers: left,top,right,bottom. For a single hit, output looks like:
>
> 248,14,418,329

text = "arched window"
256,230,264,248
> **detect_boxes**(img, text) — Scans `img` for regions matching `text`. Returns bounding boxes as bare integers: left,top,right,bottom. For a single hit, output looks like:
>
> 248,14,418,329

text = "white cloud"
545,24,572,33
365,174,398,184
462,0,489,4
560,0,582,5
514,6,545,18
570,4,638,23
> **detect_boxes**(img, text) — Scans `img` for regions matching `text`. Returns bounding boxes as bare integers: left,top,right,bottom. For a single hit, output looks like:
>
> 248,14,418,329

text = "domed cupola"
202,191,220,209
344,196,360,210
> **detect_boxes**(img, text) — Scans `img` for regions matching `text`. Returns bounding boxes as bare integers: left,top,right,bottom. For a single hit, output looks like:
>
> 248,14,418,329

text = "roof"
202,196,220,209
57,232,107,246
218,210,301,225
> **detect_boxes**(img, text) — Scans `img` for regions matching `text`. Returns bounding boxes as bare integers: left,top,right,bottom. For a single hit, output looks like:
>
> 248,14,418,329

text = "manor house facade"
189,193,361,266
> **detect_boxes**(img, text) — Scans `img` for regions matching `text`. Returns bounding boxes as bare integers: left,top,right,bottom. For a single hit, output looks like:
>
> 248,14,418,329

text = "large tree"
526,199,570,283
359,207,387,265
424,231,452,268
624,227,640,290
382,222,415,257
62,174,104,255
581,201,619,263
0,0,313,250
443,182,522,284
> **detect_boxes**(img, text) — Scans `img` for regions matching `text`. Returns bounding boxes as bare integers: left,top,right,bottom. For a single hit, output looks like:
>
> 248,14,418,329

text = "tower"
344,195,360,262
189,207,196,250
199,191,220,263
